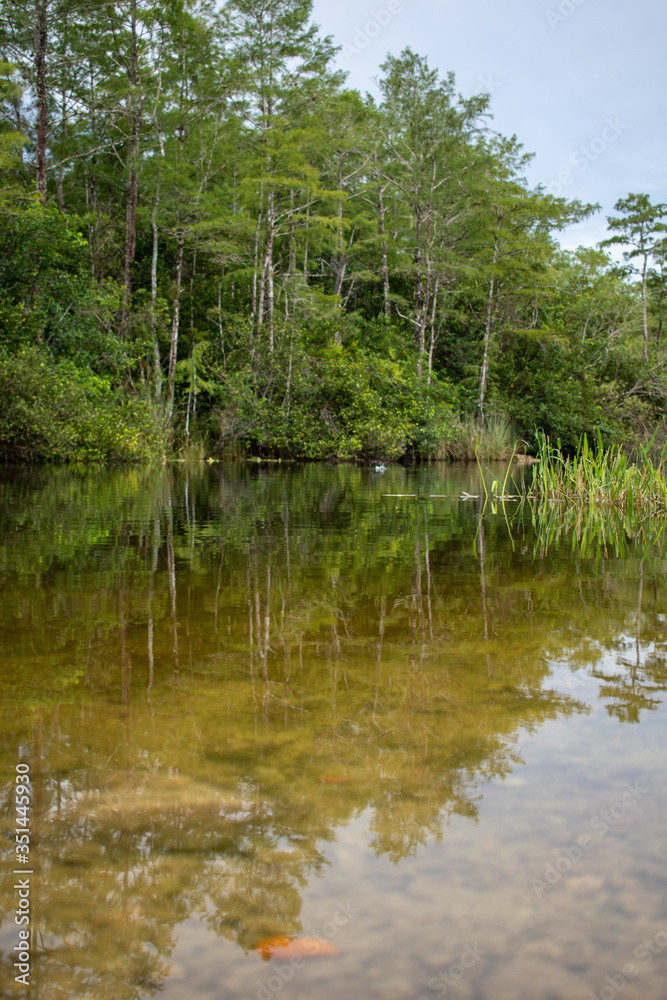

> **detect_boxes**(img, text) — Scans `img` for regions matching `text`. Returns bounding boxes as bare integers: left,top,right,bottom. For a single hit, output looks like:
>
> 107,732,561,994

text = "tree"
647,237,667,351
377,49,489,378
467,142,593,424
601,193,667,361
223,0,343,347
0,0,100,201
3,0,662,460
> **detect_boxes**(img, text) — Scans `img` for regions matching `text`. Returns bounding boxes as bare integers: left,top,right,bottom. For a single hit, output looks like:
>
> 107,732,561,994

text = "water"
0,464,666,1000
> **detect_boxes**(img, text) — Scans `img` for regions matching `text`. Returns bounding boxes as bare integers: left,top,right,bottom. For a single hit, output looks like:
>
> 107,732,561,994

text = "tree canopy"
1,0,666,462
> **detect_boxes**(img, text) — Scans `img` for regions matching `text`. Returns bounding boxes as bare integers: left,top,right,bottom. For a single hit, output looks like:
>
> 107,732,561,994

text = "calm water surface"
1,464,666,1000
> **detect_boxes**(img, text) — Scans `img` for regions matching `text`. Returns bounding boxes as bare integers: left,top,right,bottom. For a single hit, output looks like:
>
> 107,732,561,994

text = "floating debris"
255,936,339,961
459,492,480,500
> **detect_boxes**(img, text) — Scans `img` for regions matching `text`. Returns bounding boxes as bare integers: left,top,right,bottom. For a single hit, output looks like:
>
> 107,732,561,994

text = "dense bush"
0,202,128,372
209,338,459,461
493,332,604,451
0,347,166,463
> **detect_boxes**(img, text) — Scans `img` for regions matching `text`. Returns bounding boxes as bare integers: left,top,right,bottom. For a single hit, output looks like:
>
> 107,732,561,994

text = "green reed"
529,431,667,514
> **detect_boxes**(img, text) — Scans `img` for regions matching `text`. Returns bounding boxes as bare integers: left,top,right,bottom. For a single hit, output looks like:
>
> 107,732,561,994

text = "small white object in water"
374,464,386,472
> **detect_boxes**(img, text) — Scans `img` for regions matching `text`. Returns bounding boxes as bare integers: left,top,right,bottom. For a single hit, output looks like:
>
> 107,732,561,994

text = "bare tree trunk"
479,234,499,425
427,277,439,385
284,327,294,418
303,203,309,279
258,230,275,347
642,259,649,361
167,231,184,420
265,189,275,350
374,155,390,315
121,165,139,323
120,0,142,336
256,190,269,330
218,279,225,364
251,207,262,323
413,209,433,379
149,51,165,399
478,276,494,425
657,281,665,349
378,180,390,316
414,211,423,351
185,348,192,442
34,0,49,202
288,189,297,277
334,254,347,298
257,246,266,328
87,62,98,277
334,156,346,302
416,267,430,379
151,186,162,400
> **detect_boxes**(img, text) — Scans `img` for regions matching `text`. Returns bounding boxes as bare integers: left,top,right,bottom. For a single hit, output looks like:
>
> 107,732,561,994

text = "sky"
310,0,667,252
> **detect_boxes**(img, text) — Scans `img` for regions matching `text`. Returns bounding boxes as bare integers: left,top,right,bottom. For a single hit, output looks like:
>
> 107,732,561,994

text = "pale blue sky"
311,0,667,251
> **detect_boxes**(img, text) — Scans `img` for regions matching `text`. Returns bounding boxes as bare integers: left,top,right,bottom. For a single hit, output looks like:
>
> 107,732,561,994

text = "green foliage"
211,329,459,460
0,347,166,462
530,430,667,512
0,201,129,370
1,2,667,463
494,329,604,450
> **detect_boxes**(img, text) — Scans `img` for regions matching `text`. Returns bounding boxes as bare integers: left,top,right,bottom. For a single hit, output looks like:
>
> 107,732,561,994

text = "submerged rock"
254,936,339,960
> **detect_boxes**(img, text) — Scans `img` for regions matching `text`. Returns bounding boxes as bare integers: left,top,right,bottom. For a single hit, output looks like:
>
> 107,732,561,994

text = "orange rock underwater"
254,935,339,960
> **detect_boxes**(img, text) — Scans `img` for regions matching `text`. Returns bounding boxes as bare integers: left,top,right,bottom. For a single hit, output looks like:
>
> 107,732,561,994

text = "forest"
1,0,666,464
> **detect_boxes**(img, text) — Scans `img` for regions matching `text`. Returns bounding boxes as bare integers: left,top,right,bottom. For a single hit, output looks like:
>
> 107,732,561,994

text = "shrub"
0,346,166,463
210,342,460,461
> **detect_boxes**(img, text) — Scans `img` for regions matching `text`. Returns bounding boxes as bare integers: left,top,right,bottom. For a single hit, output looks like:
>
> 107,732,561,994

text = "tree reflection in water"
0,464,665,999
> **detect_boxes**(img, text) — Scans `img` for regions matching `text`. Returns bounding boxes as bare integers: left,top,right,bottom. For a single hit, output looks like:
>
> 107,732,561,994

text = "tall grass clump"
530,431,667,513
434,414,515,461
